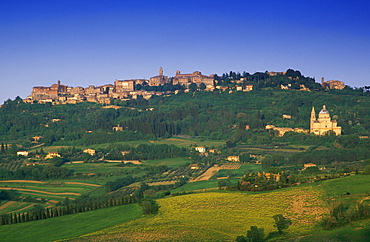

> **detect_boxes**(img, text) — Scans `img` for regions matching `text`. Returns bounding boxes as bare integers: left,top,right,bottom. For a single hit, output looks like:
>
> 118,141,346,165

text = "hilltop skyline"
1,0,370,103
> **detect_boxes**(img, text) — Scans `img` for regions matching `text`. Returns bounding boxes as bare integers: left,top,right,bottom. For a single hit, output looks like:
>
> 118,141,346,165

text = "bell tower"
310,106,316,133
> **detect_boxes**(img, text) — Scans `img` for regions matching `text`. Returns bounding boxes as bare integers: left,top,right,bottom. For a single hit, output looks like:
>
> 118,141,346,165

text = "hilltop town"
25,68,345,105
25,68,215,104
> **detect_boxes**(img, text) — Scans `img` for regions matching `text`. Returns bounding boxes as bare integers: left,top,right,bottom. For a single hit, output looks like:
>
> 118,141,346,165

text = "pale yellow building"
226,156,240,162
45,152,61,159
83,149,96,156
310,105,341,135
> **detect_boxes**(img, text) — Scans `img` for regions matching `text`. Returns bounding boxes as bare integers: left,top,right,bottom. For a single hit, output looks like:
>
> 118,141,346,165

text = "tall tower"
310,106,316,132
159,67,163,76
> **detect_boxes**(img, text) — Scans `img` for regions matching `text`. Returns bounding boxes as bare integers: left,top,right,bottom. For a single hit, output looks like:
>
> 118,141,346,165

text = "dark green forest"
1,87,369,145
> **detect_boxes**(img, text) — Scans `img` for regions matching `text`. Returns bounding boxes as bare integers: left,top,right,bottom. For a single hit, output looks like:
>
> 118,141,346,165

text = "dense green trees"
273,214,292,234
236,225,265,242
139,198,160,214
1,86,369,147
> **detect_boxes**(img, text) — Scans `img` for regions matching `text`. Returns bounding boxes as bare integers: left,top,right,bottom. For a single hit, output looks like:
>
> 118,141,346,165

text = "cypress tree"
1,143,5,153
45,208,49,219
9,213,13,224
92,201,96,210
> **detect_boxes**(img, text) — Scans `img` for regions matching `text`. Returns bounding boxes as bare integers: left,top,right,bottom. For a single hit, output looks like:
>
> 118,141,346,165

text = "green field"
0,204,141,242
0,180,101,207
63,162,135,175
171,180,220,192
214,164,262,178
38,137,225,153
72,186,327,241
1,176,370,241
144,157,191,168
0,201,36,215
153,137,225,148
318,174,370,197
295,220,370,242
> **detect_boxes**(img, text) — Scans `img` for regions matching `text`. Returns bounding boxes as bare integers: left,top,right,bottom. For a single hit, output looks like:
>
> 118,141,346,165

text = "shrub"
139,199,160,214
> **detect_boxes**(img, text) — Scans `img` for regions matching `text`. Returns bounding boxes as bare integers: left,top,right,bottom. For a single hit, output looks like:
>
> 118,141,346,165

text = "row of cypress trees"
0,193,139,226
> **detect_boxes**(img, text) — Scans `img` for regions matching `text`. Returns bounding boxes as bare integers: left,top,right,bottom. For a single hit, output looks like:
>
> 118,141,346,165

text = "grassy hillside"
1,175,369,241
0,204,141,242
69,186,327,241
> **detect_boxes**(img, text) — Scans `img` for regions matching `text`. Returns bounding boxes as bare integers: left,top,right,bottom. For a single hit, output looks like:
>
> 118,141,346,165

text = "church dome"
319,105,329,114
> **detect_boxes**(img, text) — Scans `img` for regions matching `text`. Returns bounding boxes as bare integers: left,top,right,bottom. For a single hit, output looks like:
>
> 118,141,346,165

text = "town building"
267,71,286,76
310,105,342,135
31,80,67,101
149,67,169,86
114,80,135,92
172,71,214,87
321,77,345,90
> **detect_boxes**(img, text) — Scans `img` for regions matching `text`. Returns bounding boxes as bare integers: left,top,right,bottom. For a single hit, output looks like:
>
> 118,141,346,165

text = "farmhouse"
303,163,317,170
83,149,96,156
226,156,240,162
17,151,29,156
265,125,308,137
113,124,124,131
189,164,200,170
45,152,61,159
195,146,206,153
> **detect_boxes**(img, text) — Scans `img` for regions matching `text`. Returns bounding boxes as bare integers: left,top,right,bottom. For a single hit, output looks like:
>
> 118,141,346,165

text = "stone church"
310,105,341,135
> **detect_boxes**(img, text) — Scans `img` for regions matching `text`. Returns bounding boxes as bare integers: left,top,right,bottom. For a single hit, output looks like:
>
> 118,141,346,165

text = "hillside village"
25,68,216,104
24,68,345,105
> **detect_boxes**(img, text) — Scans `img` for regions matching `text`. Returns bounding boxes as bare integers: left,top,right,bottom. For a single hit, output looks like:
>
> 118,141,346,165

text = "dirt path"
0,187,81,196
13,204,34,213
359,196,370,204
190,166,222,182
0,201,16,210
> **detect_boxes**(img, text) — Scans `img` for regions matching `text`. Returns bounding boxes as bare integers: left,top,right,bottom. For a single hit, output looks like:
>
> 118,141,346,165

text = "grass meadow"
73,186,327,241
144,157,191,168
63,162,135,176
0,201,35,214
0,180,101,211
2,176,370,241
37,137,225,153
0,204,141,242
318,174,370,197
215,164,262,178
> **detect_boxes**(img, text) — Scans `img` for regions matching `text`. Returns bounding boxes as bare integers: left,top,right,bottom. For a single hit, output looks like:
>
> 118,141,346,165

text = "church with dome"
310,105,341,135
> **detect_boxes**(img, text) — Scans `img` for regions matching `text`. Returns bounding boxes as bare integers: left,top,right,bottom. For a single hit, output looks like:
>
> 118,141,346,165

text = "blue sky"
1,0,369,102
